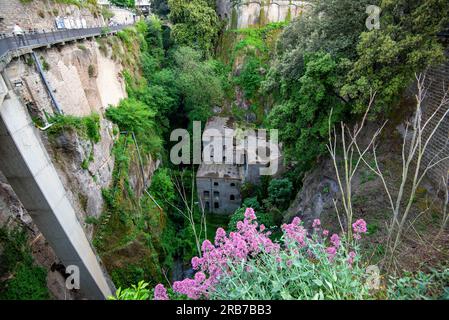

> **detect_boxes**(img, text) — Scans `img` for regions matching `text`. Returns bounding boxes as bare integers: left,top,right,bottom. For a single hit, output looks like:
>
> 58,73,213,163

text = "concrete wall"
109,7,136,25
197,177,242,215
0,91,113,299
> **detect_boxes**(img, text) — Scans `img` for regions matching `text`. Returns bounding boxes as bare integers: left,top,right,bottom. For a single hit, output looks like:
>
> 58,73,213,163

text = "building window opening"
230,182,236,187
230,195,235,201
214,202,219,209
214,182,219,186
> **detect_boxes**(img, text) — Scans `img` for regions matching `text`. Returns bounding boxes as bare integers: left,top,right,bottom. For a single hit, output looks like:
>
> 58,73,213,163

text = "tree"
151,0,170,18
168,0,220,57
172,47,224,123
267,178,293,210
106,98,162,154
150,168,176,206
267,52,346,170
342,0,449,114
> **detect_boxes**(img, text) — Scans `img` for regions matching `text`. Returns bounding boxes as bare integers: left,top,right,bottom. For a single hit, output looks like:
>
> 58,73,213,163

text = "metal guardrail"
0,24,132,63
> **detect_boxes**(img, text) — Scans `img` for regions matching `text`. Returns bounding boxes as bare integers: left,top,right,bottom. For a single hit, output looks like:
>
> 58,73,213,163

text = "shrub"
149,168,175,207
0,264,49,300
40,57,50,71
109,281,151,300
105,98,162,155
0,228,49,300
152,209,370,300
388,268,449,300
88,64,95,78
267,178,293,210
47,113,101,143
228,197,274,232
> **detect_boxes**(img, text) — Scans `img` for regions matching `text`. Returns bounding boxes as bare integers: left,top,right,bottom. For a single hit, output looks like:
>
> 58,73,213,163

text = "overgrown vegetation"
0,228,49,300
47,113,101,143
265,0,449,181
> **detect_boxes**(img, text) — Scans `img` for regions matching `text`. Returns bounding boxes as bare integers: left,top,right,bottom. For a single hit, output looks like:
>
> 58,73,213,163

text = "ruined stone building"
196,117,279,214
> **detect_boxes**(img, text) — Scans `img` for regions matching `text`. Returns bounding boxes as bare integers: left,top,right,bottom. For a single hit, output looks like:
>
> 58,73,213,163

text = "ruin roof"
197,163,243,180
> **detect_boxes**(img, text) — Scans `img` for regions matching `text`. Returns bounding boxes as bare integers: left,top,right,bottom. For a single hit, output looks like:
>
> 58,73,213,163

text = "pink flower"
292,217,301,225
244,207,256,220
215,227,226,245
347,251,356,265
330,234,340,247
259,224,265,232
201,239,214,252
312,219,321,229
154,284,169,300
326,246,337,261
194,272,206,283
191,256,201,270
322,229,329,236
352,219,367,240
352,219,367,233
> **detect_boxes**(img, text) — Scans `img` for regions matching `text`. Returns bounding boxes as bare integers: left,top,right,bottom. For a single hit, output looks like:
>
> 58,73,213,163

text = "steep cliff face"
3,39,128,235
216,0,309,29
284,99,449,271
0,35,157,298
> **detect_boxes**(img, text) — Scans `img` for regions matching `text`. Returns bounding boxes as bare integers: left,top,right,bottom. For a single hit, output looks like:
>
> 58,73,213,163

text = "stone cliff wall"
0,0,105,34
217,0,311,29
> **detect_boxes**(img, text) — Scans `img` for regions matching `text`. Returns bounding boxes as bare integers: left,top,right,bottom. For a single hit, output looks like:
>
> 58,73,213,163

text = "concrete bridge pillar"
0,83,113,299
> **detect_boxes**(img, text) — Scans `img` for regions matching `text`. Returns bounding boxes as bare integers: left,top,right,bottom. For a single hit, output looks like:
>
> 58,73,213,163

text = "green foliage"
85,216,99,225
151,0,170,18
110,280,187,300
267,178,293,210
267,51,346,170
110,0,135,8
109,280,151,300
388,267,449,300
277,0,375,60
171,47,224,123
210,231,370,300
40,57,50,71
149,168,176,208
228,197,274,232
234,56,264,99
106,98,162,155
168,0,220,57
0,228,49,300
88,64,95,78
342,0,449,114
101,6,114,21
0,264,49,300
111,265,149,290
47,113,101,143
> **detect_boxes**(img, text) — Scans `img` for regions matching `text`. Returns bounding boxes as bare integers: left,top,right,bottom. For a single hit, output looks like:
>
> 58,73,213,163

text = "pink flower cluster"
171,208,280,299
281,217,308,248
154,283,169,300
153,212,368,300
352,219,367,240
347,251,356,266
